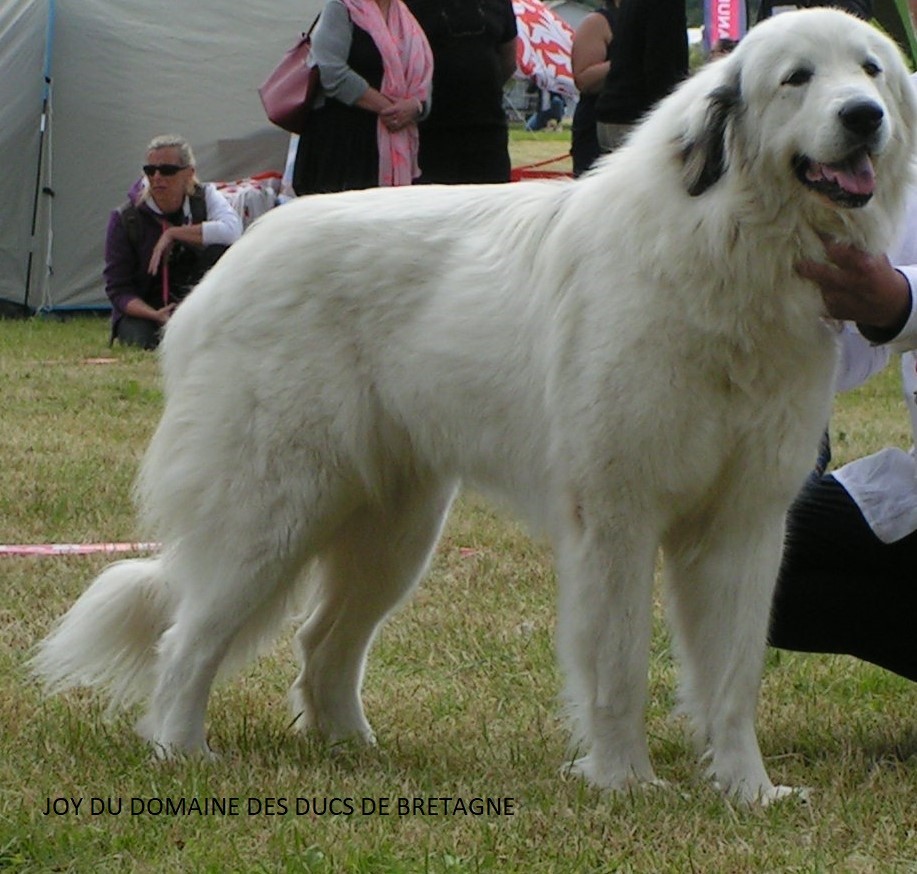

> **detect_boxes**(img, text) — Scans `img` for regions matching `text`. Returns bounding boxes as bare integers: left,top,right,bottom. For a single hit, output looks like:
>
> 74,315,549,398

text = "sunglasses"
143,163,188,177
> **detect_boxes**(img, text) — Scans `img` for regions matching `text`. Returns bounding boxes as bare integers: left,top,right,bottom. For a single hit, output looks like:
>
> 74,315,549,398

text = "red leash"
160,220,170,305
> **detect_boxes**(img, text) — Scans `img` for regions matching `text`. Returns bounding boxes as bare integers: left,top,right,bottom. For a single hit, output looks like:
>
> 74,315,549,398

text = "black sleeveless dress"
292,25,384,195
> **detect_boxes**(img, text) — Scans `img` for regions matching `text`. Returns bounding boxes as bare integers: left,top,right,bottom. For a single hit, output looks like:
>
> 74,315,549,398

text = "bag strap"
188,184,207,225
160,220,171,305
117,200,142,248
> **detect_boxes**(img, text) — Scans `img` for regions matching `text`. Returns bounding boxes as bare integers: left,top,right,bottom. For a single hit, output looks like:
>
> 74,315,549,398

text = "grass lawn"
1,160,915,871
508,128,573,175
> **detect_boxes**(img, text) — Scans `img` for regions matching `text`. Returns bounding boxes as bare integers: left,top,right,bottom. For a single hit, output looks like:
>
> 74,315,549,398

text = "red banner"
513,0,576,99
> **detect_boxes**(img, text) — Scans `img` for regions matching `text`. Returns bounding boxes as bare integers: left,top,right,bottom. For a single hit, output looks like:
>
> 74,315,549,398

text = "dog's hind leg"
289,476,458,745
136,544,305,757
555,508,661,791
663,507,798,804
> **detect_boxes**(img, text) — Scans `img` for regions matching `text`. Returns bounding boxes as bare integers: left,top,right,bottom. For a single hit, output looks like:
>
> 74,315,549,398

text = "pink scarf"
342,0,434,186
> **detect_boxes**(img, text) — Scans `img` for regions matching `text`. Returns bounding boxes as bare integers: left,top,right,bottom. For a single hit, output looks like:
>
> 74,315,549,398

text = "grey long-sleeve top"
310,0,371,106
308,0,431,116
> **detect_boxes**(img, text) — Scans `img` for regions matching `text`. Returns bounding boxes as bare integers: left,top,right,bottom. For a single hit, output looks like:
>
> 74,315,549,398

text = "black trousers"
769,473,917,681
113,315,161,350
415,126,511,185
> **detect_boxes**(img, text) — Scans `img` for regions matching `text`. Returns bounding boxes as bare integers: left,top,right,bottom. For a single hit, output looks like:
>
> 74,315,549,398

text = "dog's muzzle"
793,98,885,208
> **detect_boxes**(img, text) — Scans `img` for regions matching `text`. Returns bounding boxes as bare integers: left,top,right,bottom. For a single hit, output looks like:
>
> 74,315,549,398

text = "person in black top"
570,1,619,176
594,0,688,153
404,0,518,184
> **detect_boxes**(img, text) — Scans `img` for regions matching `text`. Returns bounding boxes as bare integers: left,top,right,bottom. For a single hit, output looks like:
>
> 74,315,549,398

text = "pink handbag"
258,19,321,134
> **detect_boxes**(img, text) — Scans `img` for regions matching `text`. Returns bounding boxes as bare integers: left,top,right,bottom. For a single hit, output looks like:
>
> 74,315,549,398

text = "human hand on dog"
797,239,912,339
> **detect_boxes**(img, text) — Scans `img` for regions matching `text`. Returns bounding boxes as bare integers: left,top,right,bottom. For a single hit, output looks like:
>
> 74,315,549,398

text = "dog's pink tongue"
807,153,876,195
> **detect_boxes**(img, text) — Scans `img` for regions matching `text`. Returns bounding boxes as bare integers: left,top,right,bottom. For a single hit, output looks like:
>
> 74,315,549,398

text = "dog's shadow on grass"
196,699,569,794
862,727,917,765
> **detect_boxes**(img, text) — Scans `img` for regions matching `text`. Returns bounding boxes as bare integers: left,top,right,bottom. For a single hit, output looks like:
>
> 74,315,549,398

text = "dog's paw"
759,784,811,806
288,692,376,748
328,731,377,757
714,780,811,806
136,715,215,761
289,707,377,750
562,755,664,793
147,739,218,762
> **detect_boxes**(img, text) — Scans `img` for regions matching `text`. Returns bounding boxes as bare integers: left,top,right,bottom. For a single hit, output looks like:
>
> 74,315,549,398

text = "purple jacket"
103,180,171,330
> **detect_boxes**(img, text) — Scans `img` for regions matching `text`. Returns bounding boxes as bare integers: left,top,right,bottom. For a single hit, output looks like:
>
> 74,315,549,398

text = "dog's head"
678,9,915,226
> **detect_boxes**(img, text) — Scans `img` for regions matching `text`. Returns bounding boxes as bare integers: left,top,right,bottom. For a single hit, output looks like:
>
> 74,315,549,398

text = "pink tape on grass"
0,542,159,557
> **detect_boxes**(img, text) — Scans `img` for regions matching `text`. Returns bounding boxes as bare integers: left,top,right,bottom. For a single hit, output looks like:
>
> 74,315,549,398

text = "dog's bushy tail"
30,557,174,713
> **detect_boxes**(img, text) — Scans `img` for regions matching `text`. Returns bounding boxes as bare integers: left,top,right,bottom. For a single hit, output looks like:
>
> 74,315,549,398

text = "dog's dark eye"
782,68,813,86
862,60,882,77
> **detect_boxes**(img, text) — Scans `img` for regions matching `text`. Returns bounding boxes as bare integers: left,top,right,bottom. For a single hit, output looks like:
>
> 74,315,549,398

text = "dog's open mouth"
793,149,875,208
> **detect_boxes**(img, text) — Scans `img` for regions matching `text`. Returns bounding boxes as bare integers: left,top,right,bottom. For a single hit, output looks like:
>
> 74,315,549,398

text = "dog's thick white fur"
32,10,915,803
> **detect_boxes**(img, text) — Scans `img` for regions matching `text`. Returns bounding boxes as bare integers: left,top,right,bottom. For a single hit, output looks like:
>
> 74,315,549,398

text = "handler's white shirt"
831,186,917,543
142,181,243,247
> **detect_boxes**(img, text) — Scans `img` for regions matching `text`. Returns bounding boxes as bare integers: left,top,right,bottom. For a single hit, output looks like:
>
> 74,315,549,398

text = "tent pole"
24,0,56,312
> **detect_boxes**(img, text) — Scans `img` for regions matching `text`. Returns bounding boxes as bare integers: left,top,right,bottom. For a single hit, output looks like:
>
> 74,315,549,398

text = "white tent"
0,0,322,313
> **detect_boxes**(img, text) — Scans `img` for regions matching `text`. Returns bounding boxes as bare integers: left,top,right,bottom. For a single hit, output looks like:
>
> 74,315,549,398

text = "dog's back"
156,182,571,530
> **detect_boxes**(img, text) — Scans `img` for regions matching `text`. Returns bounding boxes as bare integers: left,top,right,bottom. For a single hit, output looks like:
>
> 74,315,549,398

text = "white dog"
33,10,915,804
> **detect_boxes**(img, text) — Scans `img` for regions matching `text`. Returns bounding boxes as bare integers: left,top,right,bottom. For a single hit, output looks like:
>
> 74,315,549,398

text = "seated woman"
104,134,242,349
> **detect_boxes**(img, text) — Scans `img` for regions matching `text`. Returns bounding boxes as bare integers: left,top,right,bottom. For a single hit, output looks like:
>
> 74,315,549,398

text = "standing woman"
570,1,618,177
292,0,434,195
403,0,519,185
593,0,687,154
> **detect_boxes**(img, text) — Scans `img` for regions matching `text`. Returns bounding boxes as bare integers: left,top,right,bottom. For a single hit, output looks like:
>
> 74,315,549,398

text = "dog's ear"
680,74,742,197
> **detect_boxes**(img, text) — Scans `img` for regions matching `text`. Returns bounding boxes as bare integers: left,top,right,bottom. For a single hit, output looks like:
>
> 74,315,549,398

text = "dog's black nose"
840,100,884,137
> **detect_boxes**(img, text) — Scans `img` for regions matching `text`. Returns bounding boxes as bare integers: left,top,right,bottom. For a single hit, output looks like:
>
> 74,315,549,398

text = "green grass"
1,310,916,872
508,128,572,143
507,128,572,174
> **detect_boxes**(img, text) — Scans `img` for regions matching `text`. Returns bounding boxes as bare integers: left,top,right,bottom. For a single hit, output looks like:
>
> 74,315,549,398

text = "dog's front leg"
555,510,661,791
663,505,801,805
